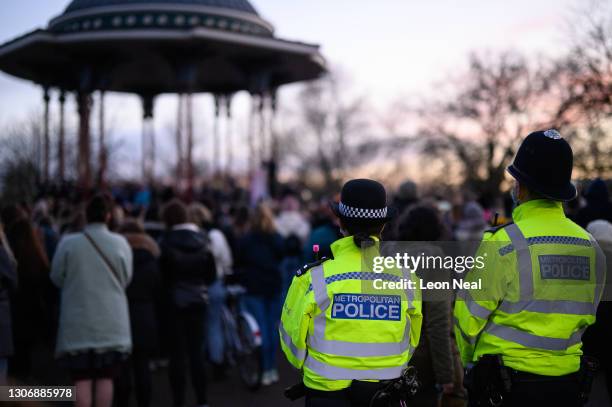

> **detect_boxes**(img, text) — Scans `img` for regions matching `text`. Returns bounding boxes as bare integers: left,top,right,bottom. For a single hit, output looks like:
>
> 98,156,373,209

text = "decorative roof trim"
0,28,324,61
49,3,273,34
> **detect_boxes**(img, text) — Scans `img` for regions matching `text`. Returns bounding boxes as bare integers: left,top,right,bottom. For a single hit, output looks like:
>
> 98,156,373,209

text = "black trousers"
468,374,581,407
114,351,153,407
168,306,208,407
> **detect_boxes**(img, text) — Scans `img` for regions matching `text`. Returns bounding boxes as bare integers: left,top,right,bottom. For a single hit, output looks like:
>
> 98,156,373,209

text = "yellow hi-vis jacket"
279,236,422,391
454,199,606,376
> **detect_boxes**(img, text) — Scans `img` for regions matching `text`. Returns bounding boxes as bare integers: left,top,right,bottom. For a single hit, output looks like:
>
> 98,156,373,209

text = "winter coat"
575,179,612,228
0,245,17,357
51,223,133,356
236,231,285,297
158,224,217,288
124,232,161,353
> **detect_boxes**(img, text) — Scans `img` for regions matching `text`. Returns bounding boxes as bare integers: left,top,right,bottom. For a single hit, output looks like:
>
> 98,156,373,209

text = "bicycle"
221,284,263,391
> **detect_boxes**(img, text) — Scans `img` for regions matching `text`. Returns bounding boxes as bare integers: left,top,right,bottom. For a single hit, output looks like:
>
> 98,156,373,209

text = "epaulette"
485,221,514,235
295,257,330,277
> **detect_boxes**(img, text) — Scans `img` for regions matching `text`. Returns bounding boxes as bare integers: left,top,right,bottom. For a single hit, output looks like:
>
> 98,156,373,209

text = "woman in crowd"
236,203,285,386
397,204,464,407
115,219,161,407
2,205,53,382
51,194,133,407
0,224,16,385
188,202,233,379
159,199,216,407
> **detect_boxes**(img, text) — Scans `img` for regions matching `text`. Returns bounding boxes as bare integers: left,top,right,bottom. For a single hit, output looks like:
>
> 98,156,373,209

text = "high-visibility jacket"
454,199,606,376
280,235,422,391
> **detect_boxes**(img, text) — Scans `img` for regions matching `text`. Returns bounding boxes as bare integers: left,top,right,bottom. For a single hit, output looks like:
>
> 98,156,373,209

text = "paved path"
149,356,301,407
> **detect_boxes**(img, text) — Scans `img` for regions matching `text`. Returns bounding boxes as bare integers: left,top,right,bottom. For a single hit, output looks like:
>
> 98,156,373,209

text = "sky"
0,0,579,177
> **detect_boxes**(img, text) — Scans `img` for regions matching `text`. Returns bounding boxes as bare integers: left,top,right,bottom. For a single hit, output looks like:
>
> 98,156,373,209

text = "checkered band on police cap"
338,202,388,219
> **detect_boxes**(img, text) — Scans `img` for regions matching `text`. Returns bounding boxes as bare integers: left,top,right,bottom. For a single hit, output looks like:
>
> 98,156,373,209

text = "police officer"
454,130,606,406
280,179,422,406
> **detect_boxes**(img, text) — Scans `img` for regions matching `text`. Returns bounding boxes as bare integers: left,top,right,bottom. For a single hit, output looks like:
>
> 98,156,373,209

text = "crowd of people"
0,176,610,407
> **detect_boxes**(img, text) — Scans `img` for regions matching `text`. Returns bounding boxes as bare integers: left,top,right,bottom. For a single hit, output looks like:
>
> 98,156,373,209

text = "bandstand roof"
0,0,326,95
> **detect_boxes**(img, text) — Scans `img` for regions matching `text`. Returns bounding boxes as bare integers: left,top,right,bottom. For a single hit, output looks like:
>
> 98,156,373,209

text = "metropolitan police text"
371,253,486,274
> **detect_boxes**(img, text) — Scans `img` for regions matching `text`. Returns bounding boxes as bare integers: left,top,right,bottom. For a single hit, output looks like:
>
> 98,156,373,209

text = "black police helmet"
507,129,577,201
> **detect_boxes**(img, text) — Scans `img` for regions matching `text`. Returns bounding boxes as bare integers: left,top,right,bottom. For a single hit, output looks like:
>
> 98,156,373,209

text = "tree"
550,0,612,177
277,72,367,194
0,119,42,203
411,52,552,197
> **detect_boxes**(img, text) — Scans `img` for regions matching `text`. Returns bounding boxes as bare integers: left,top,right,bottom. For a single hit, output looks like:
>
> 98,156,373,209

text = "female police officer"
280,178,422,406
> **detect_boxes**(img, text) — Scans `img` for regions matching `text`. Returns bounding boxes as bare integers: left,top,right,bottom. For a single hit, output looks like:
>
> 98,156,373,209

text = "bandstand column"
77,91,92,190
213,95,221,173
247,94,257,174
57,90,66,182
269,90,278,164
186,93,194,196
43,87,50,183
225,95,233,174
141,95,156,183
98,90,107,186
175,94,184,181
258,94,266,165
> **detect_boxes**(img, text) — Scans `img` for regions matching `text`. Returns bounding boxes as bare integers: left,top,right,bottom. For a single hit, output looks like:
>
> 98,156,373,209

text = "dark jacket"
236,231,285,297
158,226,217,295
575,179,612,228
124,233,161,353
0,245,16,357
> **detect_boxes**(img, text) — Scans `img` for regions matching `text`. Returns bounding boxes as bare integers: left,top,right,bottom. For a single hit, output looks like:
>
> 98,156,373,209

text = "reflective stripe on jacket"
454,199,606,376
280,235,423,391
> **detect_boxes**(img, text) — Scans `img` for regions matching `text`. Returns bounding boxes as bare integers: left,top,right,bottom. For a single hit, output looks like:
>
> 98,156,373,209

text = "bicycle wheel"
236,313,263,391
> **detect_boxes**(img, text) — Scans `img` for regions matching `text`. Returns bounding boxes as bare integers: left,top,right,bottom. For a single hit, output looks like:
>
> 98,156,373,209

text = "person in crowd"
33,206,59,261
158,199,217,407
275,195,311,244
114,219,161,407
575,178,612,228
583,219,612,405
187,202,233,378
280,234,303,300
236,203,285,386
0,230,17,385
3,209,52,382
50,194,133,407
382,179,419,240
397,205,464,407
454,201,488,242
303,202,341,263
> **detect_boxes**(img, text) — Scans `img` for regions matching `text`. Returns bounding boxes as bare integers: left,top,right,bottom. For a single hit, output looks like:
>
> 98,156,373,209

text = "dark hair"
340,219,386,248
119,218,145,234
397,205,442,241
161,199,188,228
86,194,112,224
1,204,27,229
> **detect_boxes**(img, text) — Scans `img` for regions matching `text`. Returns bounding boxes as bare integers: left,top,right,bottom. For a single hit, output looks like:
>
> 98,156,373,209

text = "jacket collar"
330,235,379,257
85,223,108,231
512,199,565,223
172,223,200,232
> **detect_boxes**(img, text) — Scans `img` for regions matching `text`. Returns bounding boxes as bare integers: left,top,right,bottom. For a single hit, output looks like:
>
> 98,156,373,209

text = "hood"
161,229,208,252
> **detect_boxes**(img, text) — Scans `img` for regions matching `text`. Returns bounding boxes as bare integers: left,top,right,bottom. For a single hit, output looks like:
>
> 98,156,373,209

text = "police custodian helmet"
507,129,577,202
